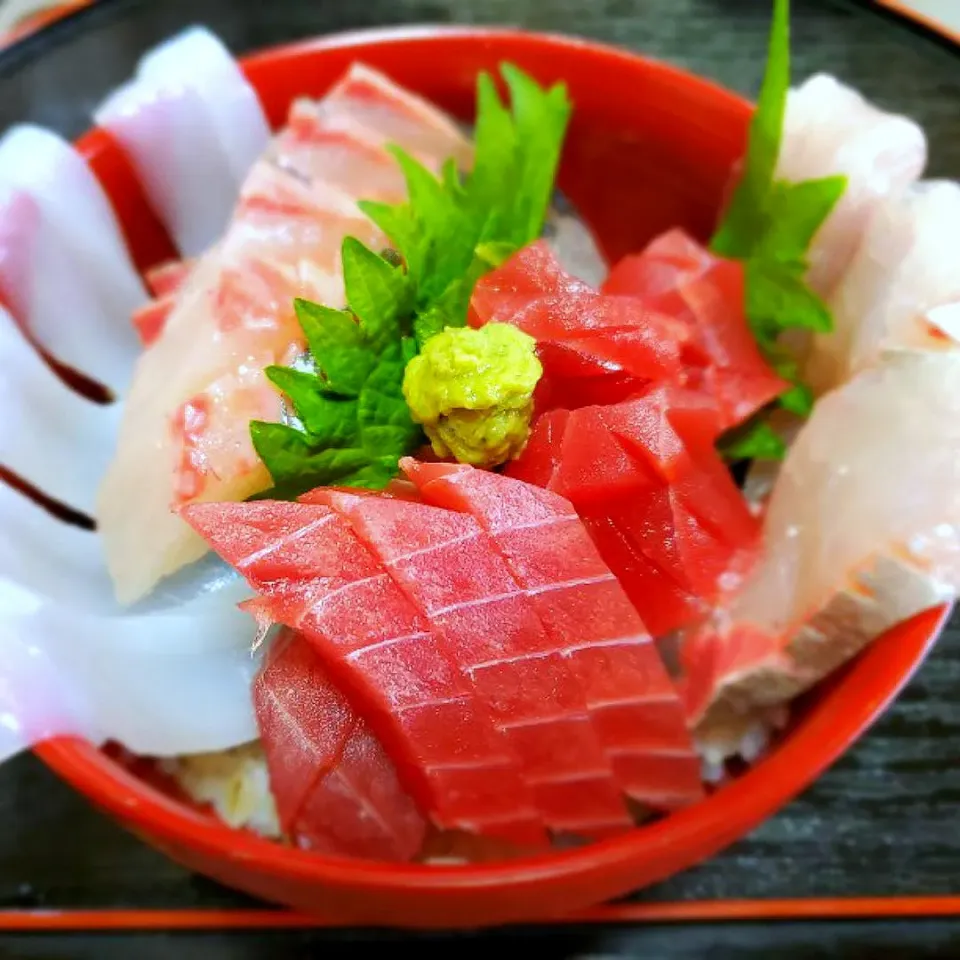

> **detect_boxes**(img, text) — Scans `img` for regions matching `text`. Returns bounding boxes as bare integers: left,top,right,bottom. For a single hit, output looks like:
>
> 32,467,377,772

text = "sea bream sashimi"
182,497,550,849
98,66,472,606
254,626,427,860
682,350,960,756
267,63,472,200
400,460,703,810
302,487,635,837
508,388,761,636
806,181,960,394
772,73,926,299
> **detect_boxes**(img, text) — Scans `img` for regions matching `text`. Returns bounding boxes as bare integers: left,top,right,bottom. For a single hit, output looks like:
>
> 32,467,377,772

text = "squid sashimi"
304,488,632,838
255,627,427,860
98,66,468,605
806,181,960,393
95,27,270,256
776,73,926,297
682,350,960,755
183,498,549,849
0,126,146,394
602,229,786,428
0,577,258,762
509,388,760,636
401,460,703,810
0,305,120,516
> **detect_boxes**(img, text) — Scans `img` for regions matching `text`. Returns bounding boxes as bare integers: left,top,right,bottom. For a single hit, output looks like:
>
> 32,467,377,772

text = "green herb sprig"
251,64,571,498
710,0,846,460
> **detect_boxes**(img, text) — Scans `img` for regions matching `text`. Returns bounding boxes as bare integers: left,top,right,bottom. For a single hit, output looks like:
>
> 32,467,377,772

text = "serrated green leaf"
263,366,360,445
747,258,833,338
341,237,413,348
764,176,847,260
292,299,371,396
711,0,790,260
719,419,787,462
777,381,814,415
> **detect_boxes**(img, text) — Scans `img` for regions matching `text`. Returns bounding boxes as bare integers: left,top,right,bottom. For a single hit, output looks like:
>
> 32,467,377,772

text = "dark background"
2,0,960,955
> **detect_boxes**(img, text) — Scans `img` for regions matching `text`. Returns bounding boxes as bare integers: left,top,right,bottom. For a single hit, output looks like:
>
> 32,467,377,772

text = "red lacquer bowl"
31,26,951,928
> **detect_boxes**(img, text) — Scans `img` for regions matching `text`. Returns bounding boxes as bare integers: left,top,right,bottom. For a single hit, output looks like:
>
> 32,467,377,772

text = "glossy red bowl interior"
31,26,951,928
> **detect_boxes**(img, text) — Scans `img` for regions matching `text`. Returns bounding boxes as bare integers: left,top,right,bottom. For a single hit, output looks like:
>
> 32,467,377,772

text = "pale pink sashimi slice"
255,626,427,861
97,157,374,603
776,73,926,298
144,258,193,299
809,181,960,393
183,499,548,848
317,62,473,172
302,488,631,838
402,461,704,811
99,66,479,605
681,350,960,757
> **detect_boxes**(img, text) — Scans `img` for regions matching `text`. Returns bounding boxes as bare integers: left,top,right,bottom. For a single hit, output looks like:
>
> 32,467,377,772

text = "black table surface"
3,0,960,956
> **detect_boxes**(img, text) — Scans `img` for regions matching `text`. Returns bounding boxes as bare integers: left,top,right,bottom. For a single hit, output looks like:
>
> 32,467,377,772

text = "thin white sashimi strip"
136,27,269,190
96,79,239,258
0,578,259,762
817,181,960,390
0,126,146,395
0,306,121,516
0,475,247,616
778,74,926,299
95,27,269,256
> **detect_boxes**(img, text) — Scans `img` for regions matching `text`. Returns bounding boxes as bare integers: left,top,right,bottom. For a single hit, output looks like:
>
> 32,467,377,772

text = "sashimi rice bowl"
0,0,955,924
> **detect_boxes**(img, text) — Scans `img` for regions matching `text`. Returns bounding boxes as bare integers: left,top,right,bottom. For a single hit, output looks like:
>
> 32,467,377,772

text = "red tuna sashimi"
470,240,689,410
255,627,427,860
602,229,786,429
402,460,703,810
301,488,633,838
182,500,548,848
508,389,760,636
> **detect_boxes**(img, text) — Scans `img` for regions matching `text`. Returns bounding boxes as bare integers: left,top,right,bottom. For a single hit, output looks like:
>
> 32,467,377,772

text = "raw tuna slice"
508,389,760,636
302,488,633,837
255,627,427,861
183,499,548,848
681,350,960,757
470,241,688,407
98,66,477,605
402,460,703,810
602,229,786,429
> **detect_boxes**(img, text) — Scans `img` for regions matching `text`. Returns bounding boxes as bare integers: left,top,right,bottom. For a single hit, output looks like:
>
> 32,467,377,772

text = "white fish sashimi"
0,306,120,516
95,27,269,256
0,578,259,760
810,181,960,392
0,126,146,394
684,350,959,750
778,73,926,298
137,26,270,188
